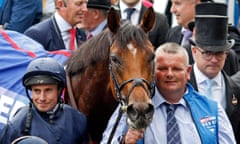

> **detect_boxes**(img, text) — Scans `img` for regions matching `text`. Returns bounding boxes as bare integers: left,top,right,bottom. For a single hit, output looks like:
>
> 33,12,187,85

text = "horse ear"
107,7,120,34
140,7,155,33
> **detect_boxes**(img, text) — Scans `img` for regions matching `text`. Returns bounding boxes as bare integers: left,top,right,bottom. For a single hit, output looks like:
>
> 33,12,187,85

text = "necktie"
205,79,214,98
69,27,76,50
166,103,181,144
182,30,192,46
125,8,136,20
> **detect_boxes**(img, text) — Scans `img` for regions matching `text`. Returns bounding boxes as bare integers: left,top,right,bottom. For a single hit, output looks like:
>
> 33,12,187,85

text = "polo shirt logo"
200,116,216,133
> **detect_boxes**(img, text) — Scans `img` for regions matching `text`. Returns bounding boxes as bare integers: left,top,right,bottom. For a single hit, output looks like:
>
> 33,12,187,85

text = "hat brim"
24,75,60,87
87,4,110,10
189,38,235,52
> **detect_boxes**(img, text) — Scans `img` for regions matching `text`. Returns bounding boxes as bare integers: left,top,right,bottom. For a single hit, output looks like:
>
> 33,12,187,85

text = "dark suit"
166,25,182,44
189,69,240,143
119,4,169,49
231,71,240,144
0,0,42,33
166,25,240,76
24,16,86,51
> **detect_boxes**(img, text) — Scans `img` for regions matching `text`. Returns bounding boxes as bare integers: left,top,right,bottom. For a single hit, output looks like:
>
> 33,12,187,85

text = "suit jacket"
231,71,240,143
189,69,240,143
165,25,183,44
24,16,86,51
166,25,240,76
119,4,169,49
0,0,42,33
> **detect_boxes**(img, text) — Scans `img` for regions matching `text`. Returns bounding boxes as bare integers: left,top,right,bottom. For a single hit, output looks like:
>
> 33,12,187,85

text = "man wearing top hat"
166,0,239,76
189,2,240,142
79,0,111,40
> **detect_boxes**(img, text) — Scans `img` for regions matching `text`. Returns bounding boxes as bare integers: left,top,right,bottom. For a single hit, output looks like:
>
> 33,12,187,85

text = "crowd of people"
0,0,240,143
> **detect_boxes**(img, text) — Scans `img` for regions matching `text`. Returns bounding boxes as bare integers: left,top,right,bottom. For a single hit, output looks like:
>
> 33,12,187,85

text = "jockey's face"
31,84,60,112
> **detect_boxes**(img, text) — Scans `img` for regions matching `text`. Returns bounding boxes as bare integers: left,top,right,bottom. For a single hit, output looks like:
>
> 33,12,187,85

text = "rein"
66,73,77,109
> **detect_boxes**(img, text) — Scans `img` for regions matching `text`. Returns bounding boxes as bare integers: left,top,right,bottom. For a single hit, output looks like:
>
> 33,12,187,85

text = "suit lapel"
76,28,86,47
50,16,66,50
189,66,198,91
222,71,235,116
176,26,184,44
166,25,183,44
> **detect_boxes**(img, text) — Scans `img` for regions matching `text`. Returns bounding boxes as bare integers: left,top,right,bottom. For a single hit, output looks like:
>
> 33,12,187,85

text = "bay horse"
65,7,155,143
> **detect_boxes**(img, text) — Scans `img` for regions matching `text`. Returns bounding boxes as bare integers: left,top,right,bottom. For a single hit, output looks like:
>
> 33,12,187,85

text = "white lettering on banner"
0,87,29,131
0,95,14,124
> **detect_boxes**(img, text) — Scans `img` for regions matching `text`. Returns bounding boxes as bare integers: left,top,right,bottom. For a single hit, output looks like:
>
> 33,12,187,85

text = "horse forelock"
114,22,151,50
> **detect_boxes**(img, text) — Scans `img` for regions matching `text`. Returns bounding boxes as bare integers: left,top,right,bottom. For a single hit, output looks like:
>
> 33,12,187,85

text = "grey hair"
155,42,189,65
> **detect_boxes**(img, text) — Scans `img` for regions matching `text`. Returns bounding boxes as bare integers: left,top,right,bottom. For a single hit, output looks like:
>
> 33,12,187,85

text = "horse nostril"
145,104,154,120
127,105,138,120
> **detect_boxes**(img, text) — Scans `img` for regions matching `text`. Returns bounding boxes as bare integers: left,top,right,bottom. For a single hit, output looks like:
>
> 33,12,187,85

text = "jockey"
0,57,89,144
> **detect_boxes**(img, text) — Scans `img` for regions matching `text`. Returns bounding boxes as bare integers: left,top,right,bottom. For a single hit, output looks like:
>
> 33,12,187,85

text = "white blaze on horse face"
127,43,137,57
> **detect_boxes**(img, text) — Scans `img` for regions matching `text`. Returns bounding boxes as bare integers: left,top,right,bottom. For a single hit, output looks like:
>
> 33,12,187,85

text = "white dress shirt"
89,19,107,37
54,12,76,50
119,0,142,25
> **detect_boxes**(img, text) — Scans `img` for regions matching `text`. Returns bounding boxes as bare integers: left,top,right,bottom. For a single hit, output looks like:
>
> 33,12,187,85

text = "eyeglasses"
196,48,228,61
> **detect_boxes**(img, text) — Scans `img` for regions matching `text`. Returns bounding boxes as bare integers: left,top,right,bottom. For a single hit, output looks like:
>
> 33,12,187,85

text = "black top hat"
190,3,234,52
87,0,111,10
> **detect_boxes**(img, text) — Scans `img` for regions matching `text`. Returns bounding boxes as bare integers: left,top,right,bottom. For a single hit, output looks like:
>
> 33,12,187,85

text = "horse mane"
66,20,150,75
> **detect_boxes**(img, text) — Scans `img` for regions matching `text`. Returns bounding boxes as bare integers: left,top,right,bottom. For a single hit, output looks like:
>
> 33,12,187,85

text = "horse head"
65,7,156,142
107,7,155,130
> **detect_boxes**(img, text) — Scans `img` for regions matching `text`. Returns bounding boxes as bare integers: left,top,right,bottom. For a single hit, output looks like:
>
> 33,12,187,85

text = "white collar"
119,0,142,16
54,12,72,33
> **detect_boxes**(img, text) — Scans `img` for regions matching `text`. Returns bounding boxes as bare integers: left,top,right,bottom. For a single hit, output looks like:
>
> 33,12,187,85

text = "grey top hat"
87,0,111,10
190,2,235,52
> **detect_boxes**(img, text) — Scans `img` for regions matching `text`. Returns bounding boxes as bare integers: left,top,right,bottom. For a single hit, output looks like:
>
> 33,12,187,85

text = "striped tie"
166,103,181,144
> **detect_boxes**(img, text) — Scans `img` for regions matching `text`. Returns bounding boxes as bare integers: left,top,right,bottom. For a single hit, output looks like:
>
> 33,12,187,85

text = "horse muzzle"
126,103,154,129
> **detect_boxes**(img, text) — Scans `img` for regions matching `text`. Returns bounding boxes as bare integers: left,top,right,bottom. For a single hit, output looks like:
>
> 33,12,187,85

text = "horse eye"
110,56,121,65
148,53,155,62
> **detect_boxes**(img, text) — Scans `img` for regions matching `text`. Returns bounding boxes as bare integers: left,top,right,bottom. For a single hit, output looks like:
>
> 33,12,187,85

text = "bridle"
109,58,155,108
107,56,155,144
107,21,155,105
